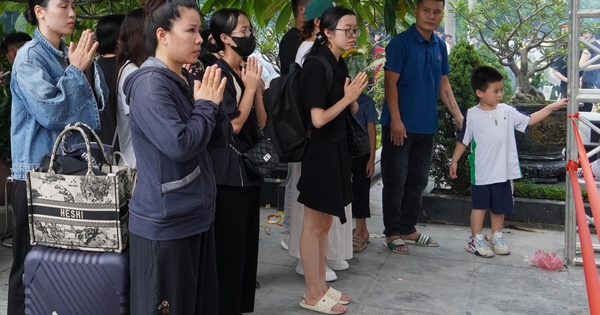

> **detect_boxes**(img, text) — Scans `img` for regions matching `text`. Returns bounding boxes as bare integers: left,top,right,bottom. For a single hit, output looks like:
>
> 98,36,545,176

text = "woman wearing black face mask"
208,8,265,315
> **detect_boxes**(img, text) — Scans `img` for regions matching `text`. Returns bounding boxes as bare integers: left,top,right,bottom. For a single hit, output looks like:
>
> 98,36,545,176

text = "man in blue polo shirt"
380,0,463,254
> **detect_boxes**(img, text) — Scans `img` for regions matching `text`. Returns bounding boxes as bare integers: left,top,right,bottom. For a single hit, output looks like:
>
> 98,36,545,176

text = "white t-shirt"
116,62,139,168
458,103,530,185
295,41,313,66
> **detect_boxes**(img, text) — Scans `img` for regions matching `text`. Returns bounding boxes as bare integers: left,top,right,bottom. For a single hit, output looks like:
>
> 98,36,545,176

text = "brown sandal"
352,235,368,252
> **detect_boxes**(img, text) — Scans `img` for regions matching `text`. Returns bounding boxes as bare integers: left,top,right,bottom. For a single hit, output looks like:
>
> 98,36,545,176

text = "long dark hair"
308,7,355,56
112,8,148,110
144,0,200,56
95,14,125,55
209,8,248,52
24,0,50,26
116,9,147,69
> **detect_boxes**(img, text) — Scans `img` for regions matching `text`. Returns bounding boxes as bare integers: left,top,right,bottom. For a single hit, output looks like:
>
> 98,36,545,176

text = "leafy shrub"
514,181,588,203
431,40,484,196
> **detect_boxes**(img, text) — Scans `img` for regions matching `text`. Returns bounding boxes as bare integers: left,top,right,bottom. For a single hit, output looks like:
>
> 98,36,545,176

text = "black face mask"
230,34,257,57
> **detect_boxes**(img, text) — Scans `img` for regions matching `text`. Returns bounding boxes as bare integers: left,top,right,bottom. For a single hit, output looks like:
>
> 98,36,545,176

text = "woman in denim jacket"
8,0,106,313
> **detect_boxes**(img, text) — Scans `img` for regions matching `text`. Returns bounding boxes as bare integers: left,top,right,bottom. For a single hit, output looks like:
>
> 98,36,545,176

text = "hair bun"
316,31,327,45
24,6,38,26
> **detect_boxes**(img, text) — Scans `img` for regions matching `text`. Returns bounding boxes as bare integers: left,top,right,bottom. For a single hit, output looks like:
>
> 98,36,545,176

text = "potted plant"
452,0,568,104
452,0,569,182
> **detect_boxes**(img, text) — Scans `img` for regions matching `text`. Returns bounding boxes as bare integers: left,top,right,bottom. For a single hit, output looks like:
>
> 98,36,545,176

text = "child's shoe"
465,232,494,257
486,230,510,255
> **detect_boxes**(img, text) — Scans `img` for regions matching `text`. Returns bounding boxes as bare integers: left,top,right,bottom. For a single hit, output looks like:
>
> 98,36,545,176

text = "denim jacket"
10,29,107,180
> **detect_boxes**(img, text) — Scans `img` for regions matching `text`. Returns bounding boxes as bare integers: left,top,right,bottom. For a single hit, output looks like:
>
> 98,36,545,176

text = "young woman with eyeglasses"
296,6,367,315
286,0,354,288
207,8,266,315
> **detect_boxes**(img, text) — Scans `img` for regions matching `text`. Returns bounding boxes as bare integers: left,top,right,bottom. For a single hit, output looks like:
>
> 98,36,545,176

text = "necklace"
478,106,498,125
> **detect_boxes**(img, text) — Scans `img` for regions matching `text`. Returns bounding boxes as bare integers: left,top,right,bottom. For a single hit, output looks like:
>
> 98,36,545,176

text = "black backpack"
263,54,332,162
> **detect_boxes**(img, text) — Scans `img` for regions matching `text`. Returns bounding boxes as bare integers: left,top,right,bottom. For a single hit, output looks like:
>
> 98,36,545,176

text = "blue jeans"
381,128,434,237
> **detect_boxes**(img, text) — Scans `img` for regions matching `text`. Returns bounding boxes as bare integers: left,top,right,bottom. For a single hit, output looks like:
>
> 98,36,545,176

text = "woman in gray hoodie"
123,0,231,313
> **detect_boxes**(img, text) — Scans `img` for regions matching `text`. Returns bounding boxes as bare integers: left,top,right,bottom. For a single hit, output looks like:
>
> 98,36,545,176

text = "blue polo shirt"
379,24,449,134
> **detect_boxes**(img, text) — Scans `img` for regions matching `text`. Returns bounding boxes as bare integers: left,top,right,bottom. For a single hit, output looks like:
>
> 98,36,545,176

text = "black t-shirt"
552,55,567,77
552,56,568,97
552,54,585,96
209,59,262,187
200,53,219,69
582,41,600,86
279,28,301,75
96,56,118,147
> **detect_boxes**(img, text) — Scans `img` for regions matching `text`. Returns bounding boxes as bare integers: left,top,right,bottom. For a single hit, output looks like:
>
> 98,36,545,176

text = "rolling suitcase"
23,246,130,315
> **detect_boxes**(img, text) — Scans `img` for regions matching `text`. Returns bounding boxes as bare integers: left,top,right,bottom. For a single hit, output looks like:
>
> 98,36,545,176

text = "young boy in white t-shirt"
450,66,568,257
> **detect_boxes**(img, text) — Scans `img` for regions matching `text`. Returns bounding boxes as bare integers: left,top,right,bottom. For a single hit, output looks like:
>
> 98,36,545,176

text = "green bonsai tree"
431,40,484,196
452,0,568,104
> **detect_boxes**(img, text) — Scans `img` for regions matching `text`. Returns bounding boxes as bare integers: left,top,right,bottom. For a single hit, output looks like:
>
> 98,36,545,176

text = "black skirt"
297,119,353,223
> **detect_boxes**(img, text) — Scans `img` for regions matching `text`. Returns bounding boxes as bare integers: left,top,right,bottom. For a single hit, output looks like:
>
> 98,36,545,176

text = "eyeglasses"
230,28,253,39
332,28,361,38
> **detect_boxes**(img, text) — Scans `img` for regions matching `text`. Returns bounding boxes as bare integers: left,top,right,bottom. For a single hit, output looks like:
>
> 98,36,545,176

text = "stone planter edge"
421,190,590,230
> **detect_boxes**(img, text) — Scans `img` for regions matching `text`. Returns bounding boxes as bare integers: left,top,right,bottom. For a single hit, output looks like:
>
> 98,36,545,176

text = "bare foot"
339,293,351,304
384,236,408,253
400,232,438,245
353,227,370,241
353,231,369,241
304,294,348,313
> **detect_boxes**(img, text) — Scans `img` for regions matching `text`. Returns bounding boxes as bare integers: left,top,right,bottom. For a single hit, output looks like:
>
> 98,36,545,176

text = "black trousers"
214,185,260,315
130,227,218,315
351,154,372,219
581,81,596,111
7,180,31,315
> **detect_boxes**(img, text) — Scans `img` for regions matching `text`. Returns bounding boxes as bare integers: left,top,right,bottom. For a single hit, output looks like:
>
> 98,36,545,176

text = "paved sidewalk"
253,180,591,315
0,180,594,314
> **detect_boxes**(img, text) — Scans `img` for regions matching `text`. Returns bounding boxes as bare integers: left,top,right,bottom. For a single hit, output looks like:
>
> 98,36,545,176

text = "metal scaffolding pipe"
565,0,581,265
567,0,600,266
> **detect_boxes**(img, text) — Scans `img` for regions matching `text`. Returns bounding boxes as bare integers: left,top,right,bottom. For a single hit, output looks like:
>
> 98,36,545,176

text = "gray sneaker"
487,230,510,255
465,232,494,258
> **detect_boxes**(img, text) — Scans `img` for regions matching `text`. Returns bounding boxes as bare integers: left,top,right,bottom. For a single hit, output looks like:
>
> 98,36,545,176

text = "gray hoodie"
124,57,231,241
